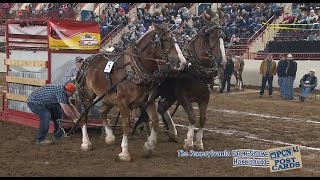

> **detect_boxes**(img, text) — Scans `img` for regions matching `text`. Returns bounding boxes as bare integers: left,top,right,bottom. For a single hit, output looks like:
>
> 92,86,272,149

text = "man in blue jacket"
299,68,317,102
276,54,288,98
283,54,297,100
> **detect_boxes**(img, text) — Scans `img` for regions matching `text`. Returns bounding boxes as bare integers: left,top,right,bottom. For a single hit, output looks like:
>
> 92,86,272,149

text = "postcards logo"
267,145,302,172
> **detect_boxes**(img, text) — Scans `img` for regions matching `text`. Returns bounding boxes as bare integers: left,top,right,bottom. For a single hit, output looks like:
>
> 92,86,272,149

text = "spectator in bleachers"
282,12,293,24
306,9,318,24
298,68,317,102
298,11,308,24
179,6,190,21
174,14,182,29
292,4,302,16
229,34,240,46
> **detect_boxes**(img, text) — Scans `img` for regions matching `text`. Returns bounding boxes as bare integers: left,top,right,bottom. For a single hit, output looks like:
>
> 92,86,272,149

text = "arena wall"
0,52,5,72
237,59,320,90
2,55,320,89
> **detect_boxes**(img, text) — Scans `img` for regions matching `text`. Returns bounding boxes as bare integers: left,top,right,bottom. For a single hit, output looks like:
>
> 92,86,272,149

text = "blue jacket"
277,59,288,77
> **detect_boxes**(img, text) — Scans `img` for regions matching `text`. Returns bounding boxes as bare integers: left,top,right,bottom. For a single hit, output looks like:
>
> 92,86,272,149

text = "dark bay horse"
75,24,186,161
135,22,227,151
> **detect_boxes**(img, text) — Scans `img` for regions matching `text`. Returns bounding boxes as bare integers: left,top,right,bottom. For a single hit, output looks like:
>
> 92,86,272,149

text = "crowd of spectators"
115,3,197,50
273,3,320,42
81,3,131,40
219,3,283,43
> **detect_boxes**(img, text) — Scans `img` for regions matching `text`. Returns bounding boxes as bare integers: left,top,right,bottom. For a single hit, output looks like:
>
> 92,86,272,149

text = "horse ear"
199,26,207,34
153,23,162,34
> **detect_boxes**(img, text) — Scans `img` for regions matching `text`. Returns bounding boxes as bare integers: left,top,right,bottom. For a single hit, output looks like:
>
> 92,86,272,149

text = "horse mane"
136,28,155,44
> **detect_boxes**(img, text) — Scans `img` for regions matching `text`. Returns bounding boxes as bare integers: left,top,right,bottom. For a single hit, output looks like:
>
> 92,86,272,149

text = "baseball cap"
310,68,316,72
65,82,75,92
75,56,84,63
287,54,293,58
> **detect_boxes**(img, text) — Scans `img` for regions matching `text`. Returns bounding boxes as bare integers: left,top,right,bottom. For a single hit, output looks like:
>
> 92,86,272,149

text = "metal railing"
249,52,320,60
246,15,276,45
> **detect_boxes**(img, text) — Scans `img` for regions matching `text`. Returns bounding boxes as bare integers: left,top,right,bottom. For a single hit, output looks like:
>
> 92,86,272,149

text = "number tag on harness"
104,61,114,73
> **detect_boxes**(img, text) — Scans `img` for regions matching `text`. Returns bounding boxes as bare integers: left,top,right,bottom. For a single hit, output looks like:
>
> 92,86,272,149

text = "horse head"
148,23,186,72
203,24,227,70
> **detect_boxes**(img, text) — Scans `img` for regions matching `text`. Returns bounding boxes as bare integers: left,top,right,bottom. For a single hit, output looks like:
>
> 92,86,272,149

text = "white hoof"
118,152,131,162
194,143,204,151
105,135,115,145
183,139,193,150
80,143,92,151
143,142,154,158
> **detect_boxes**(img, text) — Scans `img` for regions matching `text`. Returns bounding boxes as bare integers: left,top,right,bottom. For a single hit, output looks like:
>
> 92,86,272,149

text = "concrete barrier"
236,59,320,90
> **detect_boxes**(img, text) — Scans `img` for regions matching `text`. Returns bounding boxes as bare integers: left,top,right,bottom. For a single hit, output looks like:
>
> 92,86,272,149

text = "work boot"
36,140,54,145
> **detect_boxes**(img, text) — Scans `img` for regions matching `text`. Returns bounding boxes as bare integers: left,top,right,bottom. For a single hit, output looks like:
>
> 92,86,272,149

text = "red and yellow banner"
48,19,100,50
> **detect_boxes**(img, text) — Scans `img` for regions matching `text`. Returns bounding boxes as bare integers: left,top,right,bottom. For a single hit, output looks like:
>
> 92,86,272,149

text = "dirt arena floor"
1,76,320,176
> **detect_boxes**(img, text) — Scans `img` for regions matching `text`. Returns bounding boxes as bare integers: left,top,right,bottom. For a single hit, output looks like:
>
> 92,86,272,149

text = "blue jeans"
278,76,285,97
284,76,295,99
260,75,273,96
300,86,312,97
27,102,63,142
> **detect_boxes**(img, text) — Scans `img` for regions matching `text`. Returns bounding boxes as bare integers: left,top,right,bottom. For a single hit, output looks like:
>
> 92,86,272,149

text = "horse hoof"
183,139,193,151
117,153,132,162
80,143,92,151
165,131,178,143
105,135,115,145
194,143,204,151
143,144,153,158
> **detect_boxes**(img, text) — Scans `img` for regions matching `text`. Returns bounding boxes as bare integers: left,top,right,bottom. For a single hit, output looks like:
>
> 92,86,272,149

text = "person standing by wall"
219,55,234,93
259,53,277,98
283,54,297,100
276,54,288,98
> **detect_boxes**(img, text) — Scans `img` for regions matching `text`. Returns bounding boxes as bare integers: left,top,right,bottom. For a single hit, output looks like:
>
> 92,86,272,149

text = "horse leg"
194,97,209,151
100,103,115,144
80,110,92,151
240,73,244,91
179,97,196,150
117,102,132,162
143,102,159,158
157,98,178,143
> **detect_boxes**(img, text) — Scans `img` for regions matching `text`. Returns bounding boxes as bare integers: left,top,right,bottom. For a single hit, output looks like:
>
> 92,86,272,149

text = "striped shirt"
27,84,69,104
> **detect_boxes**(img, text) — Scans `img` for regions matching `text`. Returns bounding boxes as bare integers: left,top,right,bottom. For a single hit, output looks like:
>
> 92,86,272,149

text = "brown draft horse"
75,24,186,161
233,55,245,90
135,21,227,151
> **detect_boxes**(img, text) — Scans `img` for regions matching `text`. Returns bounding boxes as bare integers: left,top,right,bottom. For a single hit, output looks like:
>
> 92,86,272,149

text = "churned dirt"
1,80,320,176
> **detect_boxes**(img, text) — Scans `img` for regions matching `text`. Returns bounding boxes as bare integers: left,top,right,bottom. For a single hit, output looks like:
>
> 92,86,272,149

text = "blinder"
152,28,181,72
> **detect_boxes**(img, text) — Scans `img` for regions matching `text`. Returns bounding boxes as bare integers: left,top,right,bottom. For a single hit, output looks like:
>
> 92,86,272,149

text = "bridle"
186,24,225,80
202,25,226,71
130,25,181,74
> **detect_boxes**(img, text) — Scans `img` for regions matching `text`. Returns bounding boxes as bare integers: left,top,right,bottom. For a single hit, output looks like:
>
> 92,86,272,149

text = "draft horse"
75,24,186,161
135,21,227,151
